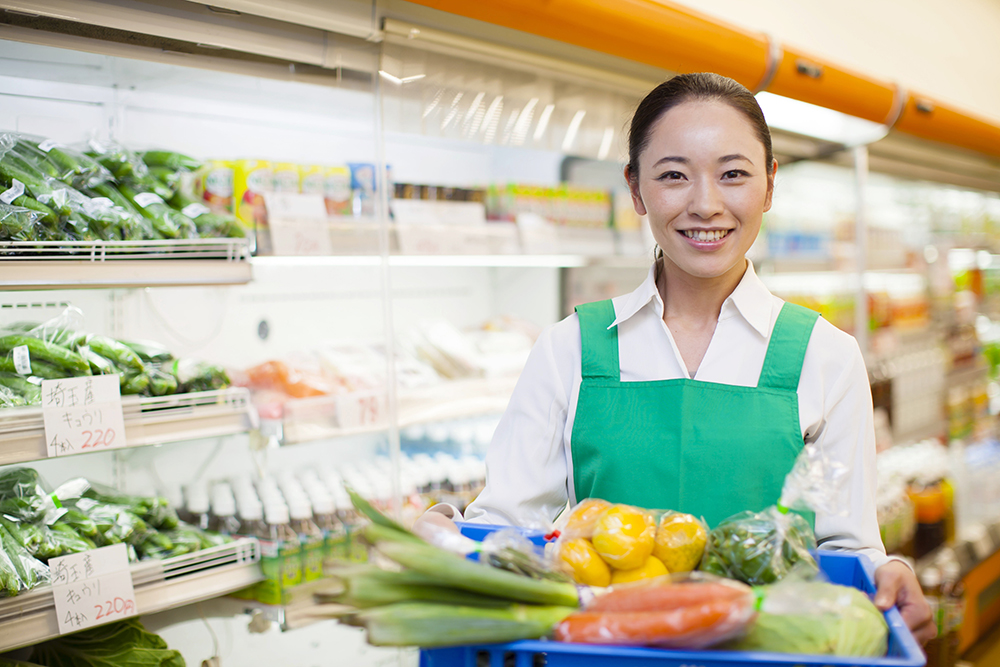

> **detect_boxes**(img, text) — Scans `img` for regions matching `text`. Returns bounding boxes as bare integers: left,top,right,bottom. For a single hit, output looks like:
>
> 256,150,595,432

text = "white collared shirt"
458,260,889,570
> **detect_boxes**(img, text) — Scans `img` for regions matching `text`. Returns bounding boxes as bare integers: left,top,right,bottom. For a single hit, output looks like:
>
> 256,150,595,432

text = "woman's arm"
803,320,933,643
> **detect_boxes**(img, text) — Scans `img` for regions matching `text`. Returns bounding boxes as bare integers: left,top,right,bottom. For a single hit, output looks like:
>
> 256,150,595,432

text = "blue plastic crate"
419,524,925,667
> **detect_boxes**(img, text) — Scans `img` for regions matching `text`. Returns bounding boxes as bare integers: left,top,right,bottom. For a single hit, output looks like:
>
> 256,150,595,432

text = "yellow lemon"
590,504,656,570
652,512,708,573
558,538,611,587
610,555,669,585
562,498,611,538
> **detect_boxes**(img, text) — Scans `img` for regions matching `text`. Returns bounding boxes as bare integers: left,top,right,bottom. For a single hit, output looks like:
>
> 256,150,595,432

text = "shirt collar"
608,259,775,338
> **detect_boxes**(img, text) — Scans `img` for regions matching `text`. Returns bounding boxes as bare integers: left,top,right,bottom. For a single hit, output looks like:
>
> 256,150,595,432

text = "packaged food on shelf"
877,440,955,558
323,165,352,217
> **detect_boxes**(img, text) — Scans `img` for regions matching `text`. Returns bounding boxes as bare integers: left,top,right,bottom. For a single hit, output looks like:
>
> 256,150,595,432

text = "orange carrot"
588,580,749,613
554,598,755,648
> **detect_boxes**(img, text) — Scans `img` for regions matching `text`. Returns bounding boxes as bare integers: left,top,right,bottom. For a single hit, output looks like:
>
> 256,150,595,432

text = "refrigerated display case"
1,1,1000,664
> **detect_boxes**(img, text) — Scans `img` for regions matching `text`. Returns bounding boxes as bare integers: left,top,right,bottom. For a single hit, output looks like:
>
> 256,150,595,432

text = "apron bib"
570,299,819,528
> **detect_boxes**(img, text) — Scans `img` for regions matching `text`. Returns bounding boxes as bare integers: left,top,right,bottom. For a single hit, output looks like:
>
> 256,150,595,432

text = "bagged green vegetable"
0,522,50,595
29,618,186,667
0,466,59,523
0,202,42,241
727,580,888,657
700,442,847,586
14,136,113,190
172,358,230,393
140,150,202,172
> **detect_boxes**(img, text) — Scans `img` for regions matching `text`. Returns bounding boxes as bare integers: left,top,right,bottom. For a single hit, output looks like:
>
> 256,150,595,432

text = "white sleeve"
461,315,579,527
804,325,889,570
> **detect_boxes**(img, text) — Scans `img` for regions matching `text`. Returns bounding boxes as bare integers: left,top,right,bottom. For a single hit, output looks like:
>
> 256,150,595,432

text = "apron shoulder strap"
575,300,619,380
757,302,821,391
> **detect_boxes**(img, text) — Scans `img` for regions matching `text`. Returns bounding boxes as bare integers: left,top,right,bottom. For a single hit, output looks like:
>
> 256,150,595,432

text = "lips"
681,229,731,242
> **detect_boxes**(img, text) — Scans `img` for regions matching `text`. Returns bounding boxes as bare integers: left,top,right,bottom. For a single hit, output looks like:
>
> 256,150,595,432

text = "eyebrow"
719,153,754,165
651,154,755,168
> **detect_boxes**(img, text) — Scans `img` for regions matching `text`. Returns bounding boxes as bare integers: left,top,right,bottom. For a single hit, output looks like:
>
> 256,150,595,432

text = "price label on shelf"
264,193,332,256
41,375,127,457
51,544,137,634
336,393,386,430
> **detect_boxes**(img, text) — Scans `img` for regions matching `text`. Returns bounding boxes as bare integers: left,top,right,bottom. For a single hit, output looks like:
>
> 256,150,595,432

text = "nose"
687,178,724,220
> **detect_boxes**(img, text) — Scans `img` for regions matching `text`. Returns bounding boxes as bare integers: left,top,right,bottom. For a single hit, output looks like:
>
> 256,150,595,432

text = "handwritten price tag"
41,375,127,457
51,544,137,634
264,193,333,256
336,393,386,430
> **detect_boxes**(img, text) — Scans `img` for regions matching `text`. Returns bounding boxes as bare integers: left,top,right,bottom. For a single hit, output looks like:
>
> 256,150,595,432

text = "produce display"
551,499,708,587
1,618,185,667
0,306,229,407
0,467,231,598
0,132,248,243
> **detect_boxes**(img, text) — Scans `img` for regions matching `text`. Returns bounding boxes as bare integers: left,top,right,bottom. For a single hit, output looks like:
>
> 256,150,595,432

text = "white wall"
673,0,1000,124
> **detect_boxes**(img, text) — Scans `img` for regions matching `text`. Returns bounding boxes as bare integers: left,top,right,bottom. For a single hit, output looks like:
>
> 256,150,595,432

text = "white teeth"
683,230,729,241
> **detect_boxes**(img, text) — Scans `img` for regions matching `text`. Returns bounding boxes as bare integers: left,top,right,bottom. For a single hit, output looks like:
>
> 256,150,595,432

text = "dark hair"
626,72,774,182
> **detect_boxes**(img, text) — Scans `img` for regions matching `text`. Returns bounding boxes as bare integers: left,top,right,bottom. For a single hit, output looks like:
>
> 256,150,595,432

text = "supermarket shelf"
280,377,518,445
0,388,254,466
0,538,262,653
253,254,651,269
0,239,253,289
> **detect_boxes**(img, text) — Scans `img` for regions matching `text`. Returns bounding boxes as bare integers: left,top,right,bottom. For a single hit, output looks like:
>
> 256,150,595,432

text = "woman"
419,72,933,644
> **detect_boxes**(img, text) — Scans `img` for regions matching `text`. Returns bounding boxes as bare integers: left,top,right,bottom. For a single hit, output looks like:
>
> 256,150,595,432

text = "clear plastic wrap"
553,572,756,648
727,579,889,657
14,135,113,189
417,521,569,582
0,521,50,596
700,442,848,586
0,203,41,241
549,500,707,587
85,138,150,181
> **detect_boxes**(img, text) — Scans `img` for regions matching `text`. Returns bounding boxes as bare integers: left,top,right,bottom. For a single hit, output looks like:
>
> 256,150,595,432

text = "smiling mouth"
681,229,732,242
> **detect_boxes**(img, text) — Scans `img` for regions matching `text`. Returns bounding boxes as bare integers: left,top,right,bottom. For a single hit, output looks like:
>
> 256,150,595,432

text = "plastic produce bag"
554,572,756,648
549,499,707,587
417,521,568,582
0,521,50,596
0,467,61,524
14,135,113,189
700,442,849,586
727,579,889,657
0,203,41,242
85,138,150,181
171,358,229,393
0,306,92,387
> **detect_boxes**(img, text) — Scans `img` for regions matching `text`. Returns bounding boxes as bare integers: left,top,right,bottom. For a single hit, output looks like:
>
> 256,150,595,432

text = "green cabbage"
729,582,888,657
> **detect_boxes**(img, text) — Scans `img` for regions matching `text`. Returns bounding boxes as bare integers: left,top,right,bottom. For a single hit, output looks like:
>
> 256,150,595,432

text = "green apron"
571,298,820,529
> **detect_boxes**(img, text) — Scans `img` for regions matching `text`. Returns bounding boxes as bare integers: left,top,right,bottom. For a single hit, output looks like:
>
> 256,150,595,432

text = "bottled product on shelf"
919,565,945,667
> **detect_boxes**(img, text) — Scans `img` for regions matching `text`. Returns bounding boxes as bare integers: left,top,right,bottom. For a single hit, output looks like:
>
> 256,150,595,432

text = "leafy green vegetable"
726,581,888,657
30,618,186,667
700,506,817,586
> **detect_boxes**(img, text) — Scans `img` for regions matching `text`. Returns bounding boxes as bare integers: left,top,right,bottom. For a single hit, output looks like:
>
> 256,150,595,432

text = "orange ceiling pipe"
405,0,1000,160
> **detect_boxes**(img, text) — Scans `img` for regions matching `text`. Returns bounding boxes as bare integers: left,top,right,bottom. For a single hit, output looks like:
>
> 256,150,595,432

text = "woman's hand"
874,560,936,645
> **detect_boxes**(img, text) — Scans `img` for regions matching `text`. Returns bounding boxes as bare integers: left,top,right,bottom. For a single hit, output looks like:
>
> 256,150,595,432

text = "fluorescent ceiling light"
597,126,614,161
378,71,426,85
534,104,555,141
755,92,887,146
562,110,586,152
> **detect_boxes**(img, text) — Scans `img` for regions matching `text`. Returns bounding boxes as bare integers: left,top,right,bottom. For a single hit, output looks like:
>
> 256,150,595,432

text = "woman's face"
628,100,775,284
